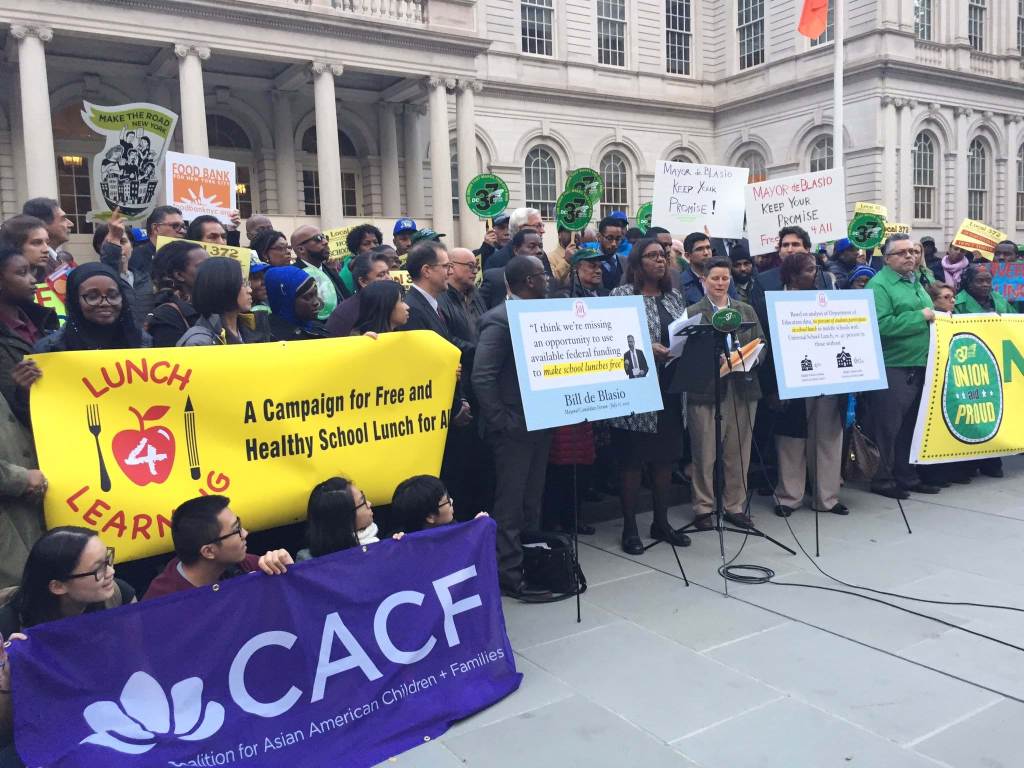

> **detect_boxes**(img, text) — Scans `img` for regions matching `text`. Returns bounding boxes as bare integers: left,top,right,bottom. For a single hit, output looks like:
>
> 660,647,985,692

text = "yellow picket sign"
951,218,1007,260
323,226,355,262
854,202,888,218
911,314,1024,463
883,222,910,237
29,332,459,561
391,270,412,289
155,236,251,278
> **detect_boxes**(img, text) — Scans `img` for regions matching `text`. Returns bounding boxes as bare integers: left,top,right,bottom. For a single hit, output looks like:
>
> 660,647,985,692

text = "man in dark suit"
622,335,649,378
472,255,553,601
680,231,737,305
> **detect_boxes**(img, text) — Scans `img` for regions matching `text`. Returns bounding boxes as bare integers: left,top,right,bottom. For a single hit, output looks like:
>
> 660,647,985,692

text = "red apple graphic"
112,405,176,486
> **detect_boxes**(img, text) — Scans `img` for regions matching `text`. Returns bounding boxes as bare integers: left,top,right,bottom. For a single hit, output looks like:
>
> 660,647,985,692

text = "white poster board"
164,151,236,224
745,169,847,255
652,161,748,237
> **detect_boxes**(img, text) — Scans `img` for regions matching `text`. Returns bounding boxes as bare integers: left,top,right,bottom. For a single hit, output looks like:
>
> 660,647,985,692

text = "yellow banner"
29,332,459,561
951,219,1007,260
854,202,888,218
323,226,355,262
911,314,1024,463
155,236,251,278
883,222,910,236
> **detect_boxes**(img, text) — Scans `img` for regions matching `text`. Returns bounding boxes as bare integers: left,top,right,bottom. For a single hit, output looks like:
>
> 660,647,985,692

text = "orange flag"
798,0,829,38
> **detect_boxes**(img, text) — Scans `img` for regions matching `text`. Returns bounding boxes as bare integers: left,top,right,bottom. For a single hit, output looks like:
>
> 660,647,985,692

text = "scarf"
62,262,144,350
357,522,379,545
941,254,969,288
265,266,316,330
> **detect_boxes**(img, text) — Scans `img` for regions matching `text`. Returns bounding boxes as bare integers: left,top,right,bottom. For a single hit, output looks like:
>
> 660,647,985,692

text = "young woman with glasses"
298,476,378,560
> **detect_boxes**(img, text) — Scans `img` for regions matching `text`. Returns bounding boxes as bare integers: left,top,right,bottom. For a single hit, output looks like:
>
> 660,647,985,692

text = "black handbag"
521,531,587,601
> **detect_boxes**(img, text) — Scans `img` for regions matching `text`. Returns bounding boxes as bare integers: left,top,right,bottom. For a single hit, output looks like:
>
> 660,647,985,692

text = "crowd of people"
0,193,1018,764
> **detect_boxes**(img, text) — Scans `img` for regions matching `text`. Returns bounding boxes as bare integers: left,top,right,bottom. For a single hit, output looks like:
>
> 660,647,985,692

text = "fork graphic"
86,404,111,492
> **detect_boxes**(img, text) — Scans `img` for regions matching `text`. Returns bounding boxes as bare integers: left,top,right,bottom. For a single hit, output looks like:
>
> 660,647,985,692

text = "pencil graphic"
184,396,200,480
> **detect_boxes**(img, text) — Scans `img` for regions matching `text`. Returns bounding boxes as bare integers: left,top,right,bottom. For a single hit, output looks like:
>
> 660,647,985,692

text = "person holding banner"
936,243,970,289
610,239,691,554
185,214,230,246
352,279,409,335
297,477,378,561
265,266,329,341
864,234,939,499
176,257,262,346
147,240,208,347
326,250,393,337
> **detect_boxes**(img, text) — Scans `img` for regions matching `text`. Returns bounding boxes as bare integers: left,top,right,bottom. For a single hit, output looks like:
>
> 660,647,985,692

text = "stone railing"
970,51,997,76
332,0,425,23
914,40,945,68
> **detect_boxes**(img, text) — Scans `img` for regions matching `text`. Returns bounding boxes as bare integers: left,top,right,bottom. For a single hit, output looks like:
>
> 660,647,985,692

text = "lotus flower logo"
81,671,224,754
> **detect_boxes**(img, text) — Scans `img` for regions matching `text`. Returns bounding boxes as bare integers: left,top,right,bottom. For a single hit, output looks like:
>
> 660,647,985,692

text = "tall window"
969,0,986,51
301,171,357,217
1018,0,1024,53
809,136,834,172
912,132,935,221
57,156,93,235
1016,145,1024,222
597,0,627,67
967,138,988,221
521,0,553,56
666,0,692,75
738,150,767,183
524,147,558,219
599,151,629,219
340,173,357,217
810,0,834,46
914,0,932,40
207,115,254,219
451,146,460,217
737,0,765,69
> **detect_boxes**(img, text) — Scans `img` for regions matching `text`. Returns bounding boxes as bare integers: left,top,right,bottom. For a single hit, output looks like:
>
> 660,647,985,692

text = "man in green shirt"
864,233,939,500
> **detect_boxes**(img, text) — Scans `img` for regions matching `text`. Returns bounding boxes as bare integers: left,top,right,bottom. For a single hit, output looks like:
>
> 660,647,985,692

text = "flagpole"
833,0,844,170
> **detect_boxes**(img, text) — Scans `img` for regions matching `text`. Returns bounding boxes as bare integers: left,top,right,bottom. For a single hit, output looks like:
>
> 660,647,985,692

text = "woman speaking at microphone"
685,257,765,531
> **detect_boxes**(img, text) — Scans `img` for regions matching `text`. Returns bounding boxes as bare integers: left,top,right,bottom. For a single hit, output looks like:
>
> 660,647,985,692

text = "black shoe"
774,505,795,518
980,465,1004,478
621,533,644,556
650,523,691,547
563,523,596,536
826,503,849,516
501,581,553,601
582,488,603,502
724,512,754,528
907,483,941,494
692,513,715,531
871,483,910,500
932,479,952,488
950,475,973,484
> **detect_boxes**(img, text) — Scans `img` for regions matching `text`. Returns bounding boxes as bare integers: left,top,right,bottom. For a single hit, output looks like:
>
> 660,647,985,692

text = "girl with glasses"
298,477,378,561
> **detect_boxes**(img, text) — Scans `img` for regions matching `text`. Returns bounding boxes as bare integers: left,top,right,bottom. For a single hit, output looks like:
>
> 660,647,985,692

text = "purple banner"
11,518,519,767
987,262,1024,302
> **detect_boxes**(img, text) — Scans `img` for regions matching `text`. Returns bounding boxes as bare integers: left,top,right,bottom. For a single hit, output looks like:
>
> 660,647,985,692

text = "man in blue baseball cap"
392,218,418,259
827,237,861,288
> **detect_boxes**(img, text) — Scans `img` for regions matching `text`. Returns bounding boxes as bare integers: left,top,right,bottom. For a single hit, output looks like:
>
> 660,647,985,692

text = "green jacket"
953,289,1017,315
868,265,933,367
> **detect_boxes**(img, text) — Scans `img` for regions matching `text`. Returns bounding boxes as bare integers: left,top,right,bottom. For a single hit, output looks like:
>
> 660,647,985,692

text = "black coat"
471,302,528,438
623,349,649,378
440,286,486,403
0,303,58,426
127,240,156,327
147,296,198,348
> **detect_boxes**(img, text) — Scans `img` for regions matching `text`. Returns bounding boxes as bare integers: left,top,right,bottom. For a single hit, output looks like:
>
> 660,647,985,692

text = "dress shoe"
906,482,941,494
827,502,850,515
724,512,754,528
871,483,910,500
692,513,715,531
980,465,1004,478
650,523,691,547
949,474,973,484
774,504,795,518
563,523,596,536
932,479,952,488
621,532,644,556
501,581,552,601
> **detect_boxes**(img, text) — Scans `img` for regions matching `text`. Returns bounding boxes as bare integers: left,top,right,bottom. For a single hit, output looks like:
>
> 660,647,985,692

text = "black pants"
441,422,495,521
542,464,589,531
865,366,924,488
488,429,552,589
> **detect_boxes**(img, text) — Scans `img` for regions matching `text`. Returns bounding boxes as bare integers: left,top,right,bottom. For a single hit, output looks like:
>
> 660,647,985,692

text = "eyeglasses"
268,243,292,252
159,221,187,232
207,517,243,545
642,252,667,261
80,290,123,307
354,492,370,511
296,233,328,248
602,235,623,243
66,547,115,581
527,270,547,280
431,262,454,272
438,496,454,510
450,260,479,273
888,249,916,258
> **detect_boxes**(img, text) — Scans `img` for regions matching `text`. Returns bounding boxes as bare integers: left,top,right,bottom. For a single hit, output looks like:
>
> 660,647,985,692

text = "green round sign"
848,213,885,250
941,333,1003,444
636,202,653,233
555,190,593,232
465,174,510,219
565,168,604,205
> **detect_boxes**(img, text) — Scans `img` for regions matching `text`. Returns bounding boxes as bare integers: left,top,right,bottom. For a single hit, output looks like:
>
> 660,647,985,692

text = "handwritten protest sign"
951,218,1007,260
854,202,888,218
745,169,848,255
323,225,355,262
986,261,1024,302
164,151,236,225
155,236,251,278
29,332,459,561
652,161,748,237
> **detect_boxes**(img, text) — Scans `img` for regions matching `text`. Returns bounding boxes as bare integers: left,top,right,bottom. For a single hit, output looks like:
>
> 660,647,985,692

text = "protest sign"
555,190,593,231
565,168,604,204
986,261,1024,302
883,221,911,237
390,270,413,289
746,169,848,254
652,161,748,237
323,226,355,262
951,218,1007,260
11,519,520,768
82,101,178,223
911,314,1024,463
165,151,237,225
853,202,888,218
34,264,71,325
155,236,251,278
29,331,459,561
764,290,887,399
464,173,510,219
506,296,664,431
636,202,653,232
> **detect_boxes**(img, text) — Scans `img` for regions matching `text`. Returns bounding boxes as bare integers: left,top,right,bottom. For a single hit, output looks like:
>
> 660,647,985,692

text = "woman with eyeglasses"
351,279,409,335
297,477,378,561
609,238,692,555
33,262,149,353
146,239,209,348
251,229,293,267
177,257,265,346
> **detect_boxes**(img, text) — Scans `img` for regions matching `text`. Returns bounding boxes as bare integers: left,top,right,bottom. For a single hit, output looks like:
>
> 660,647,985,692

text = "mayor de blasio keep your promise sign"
28,332,459,561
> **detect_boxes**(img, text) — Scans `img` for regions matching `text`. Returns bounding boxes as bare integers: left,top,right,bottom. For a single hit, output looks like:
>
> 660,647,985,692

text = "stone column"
954,106,972,227
175,44,211,156
312,61,345,229
879,96,898,214
403,104,426,217
1005,115,1021,234
455,79,482,249
272,90,298,215
428,76,455,239
379,102,401,217
896,99,916,223
11,25,58,199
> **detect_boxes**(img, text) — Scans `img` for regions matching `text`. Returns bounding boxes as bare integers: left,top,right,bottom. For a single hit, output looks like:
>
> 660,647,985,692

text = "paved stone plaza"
381,457,1024,767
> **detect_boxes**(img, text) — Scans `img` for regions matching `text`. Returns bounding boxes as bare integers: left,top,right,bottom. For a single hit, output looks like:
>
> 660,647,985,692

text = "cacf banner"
29,332,459,561
82,101,178,223
911,314,1024,463
11,519,521,768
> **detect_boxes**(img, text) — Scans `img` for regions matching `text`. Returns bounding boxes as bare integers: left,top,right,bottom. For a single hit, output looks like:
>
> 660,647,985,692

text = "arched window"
737,149,767,183
809,136,833,173
207,115,255,218
53,102,105,235
599,150,629,219
300,126,360,218
524,147,558,219
670,150,697,164
968,138,988,221
206,115,251,149
300,127,357,157
1017,145,1024,223
912,132,936,221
